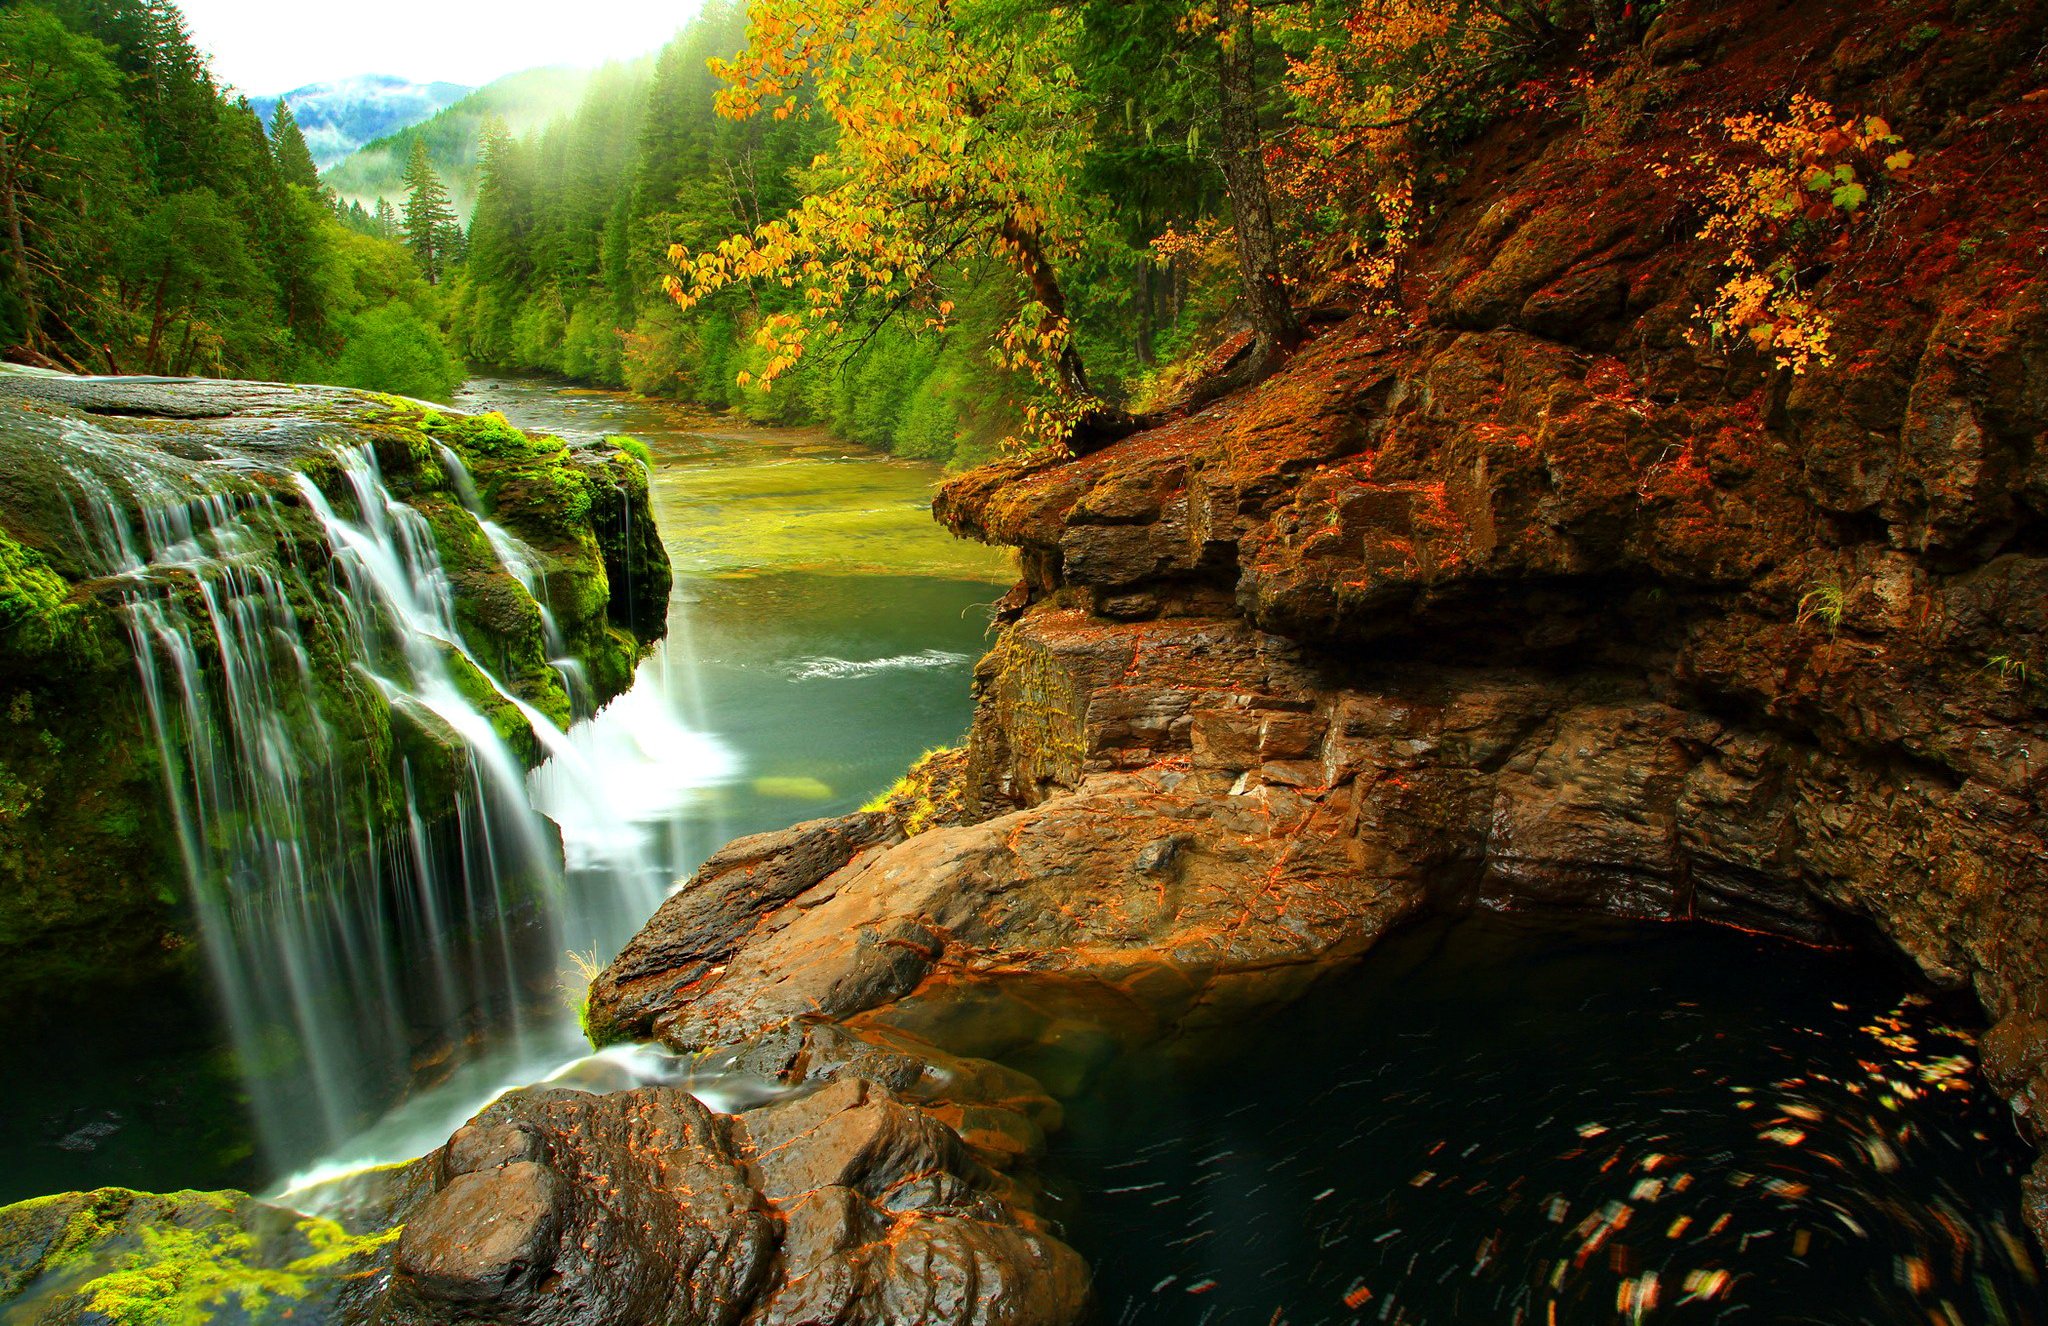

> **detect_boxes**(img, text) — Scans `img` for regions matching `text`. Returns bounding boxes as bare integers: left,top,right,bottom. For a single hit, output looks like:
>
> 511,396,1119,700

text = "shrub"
317,305,464,402
1662,95,1913,373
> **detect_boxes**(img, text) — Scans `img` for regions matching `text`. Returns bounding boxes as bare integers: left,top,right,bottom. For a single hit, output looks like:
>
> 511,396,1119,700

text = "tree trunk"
1135,259,1156,368
1215,0,1299,368
999,212,1093,400
0,157,41,352
144,270,171,373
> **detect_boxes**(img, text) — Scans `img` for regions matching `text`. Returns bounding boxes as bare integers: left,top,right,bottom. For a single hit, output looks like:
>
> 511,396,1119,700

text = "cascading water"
53,417,684,1174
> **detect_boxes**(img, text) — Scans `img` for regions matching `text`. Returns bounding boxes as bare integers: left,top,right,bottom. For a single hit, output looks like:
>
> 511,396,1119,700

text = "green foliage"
268,99,321,192
315,305,464,402
1985,654,2032,686
1797,582,1848,635
0,0,464,386
401,139,459,285
446,0,1016,468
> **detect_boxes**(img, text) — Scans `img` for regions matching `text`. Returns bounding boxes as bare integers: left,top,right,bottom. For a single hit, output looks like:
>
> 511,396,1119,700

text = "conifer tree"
401,139,455,283
373,197,398,240
269,99,322,193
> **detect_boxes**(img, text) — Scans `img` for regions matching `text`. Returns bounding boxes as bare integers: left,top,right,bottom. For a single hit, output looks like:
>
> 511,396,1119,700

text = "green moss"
0,1188,400,1325
863,746,969,836
610,434,654,468
419,409,564,462
0,526,68,629
441,646,542,766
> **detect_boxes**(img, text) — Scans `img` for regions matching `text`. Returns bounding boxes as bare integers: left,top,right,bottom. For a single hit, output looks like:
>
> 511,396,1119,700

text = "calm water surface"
1051,913,2042,1324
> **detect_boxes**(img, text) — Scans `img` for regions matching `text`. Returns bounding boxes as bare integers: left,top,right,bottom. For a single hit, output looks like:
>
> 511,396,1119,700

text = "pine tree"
270,99,322,192
373,197,398,240
401,139,455,283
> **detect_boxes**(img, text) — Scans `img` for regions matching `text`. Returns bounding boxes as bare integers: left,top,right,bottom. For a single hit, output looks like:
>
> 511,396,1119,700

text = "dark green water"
1050,912,2042,1324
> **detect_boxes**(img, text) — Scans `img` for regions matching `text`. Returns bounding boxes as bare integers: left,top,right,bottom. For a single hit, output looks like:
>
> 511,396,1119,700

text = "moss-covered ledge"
0,369,671,1001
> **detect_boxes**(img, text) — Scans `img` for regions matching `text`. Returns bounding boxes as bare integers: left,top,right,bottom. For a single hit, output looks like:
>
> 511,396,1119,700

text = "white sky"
183,0,702,95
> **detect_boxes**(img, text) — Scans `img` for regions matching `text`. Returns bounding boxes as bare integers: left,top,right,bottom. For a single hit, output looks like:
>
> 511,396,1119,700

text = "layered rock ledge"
590,0,2048,1268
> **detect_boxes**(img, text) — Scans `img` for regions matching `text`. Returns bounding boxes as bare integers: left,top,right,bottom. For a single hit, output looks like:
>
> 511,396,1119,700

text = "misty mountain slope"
321,64,643,217
250,75,470,169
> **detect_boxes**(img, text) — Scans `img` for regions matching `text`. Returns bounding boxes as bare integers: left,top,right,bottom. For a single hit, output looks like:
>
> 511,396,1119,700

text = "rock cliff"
590,0,2048,1274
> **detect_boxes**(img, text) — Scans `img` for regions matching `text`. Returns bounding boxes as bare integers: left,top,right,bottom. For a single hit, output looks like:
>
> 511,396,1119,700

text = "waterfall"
61,422,668,1171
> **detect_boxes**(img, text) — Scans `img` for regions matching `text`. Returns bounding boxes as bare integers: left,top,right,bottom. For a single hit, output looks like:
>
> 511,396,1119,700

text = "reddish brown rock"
375,1079,1084,1326
587,0,2048,1259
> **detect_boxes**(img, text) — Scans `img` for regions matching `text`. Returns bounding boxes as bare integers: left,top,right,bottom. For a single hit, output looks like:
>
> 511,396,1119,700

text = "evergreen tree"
269,99,322,193
0,4,136,370
373,197,398,240
401,139,455,284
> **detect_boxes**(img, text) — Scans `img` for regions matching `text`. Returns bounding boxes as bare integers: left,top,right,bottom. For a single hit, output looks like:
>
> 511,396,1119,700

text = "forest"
0,0,463,398
4,0,1691,467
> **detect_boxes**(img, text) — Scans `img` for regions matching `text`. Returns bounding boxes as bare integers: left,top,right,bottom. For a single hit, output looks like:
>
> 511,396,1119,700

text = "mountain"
249,75,471,169
321,66,623,219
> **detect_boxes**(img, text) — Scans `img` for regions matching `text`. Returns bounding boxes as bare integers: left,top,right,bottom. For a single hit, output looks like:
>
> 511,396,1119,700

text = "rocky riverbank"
589,0,2048,1273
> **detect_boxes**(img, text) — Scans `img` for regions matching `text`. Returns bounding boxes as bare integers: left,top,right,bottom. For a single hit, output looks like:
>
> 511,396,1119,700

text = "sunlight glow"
183,0,704,94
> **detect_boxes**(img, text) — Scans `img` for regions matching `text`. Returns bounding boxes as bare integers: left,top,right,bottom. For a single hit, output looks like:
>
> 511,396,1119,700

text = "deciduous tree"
663,0,1114,450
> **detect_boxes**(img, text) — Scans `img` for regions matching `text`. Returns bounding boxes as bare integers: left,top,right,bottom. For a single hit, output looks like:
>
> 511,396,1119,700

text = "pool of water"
1048,912,2042,1325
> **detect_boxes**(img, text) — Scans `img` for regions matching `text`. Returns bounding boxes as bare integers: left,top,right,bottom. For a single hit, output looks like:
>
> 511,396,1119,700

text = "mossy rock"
0,371,673,1005
0,1187,399,1324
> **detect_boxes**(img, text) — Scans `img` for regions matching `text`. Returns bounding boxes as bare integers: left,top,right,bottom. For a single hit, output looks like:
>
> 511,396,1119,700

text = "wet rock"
377,1086,775,1326
909,0,2048,1244
586,813,899,1045
395,1163,566,1304
372,1079,1085,1326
